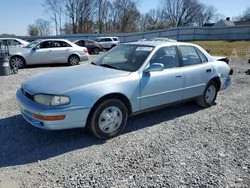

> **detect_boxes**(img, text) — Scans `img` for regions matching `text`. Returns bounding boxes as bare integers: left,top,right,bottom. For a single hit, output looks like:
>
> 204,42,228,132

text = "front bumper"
16,89,91,130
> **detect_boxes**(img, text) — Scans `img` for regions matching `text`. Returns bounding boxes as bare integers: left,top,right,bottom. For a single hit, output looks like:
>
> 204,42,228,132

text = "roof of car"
96,36,118,38
125,40,191,47
37,39,70,42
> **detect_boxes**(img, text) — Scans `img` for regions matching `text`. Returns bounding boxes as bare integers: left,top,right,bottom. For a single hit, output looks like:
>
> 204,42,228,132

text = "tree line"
27,0,250,36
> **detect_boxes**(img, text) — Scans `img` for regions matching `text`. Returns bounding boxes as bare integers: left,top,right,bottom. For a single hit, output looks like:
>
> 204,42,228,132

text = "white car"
95,36,120,50
0,38,29,48
9,39,89,68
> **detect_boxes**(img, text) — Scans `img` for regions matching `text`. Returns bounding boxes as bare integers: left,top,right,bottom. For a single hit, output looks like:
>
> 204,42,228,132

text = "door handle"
175,75,182,79
206,69,212,73
65,49,70,51
47,50,52,52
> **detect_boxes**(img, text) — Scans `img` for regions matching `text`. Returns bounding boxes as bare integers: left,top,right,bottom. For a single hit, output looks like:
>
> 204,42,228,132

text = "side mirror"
32,46,40,51
144,63,164,72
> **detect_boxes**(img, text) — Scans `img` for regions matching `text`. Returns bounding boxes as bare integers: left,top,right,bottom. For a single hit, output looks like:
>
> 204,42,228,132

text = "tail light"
84,49,88,53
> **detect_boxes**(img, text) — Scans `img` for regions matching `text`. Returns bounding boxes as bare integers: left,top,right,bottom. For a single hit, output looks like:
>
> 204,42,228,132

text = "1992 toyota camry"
16,40,232,140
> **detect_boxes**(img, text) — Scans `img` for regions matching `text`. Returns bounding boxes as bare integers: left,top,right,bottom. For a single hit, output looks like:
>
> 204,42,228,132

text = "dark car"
73,39,103,54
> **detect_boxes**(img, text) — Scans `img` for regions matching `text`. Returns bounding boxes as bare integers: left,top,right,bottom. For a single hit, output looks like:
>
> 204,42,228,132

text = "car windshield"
23,41,39,48
94,38,102,42
92,44,154,72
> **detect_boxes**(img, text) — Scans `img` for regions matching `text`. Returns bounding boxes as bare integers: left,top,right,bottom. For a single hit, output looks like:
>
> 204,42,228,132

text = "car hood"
9,47,31,54
22,64,131,95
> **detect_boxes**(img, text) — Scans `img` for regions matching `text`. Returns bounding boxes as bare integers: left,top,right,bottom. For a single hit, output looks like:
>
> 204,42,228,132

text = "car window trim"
178,45,203,67
194,47,208,63
144,45,180,71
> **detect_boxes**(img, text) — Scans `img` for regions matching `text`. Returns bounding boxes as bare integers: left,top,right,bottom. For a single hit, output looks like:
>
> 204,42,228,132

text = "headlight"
34,94,70,106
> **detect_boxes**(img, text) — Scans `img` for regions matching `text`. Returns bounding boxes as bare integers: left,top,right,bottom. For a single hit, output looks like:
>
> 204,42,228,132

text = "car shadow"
22,63,70,69
0,101,202,168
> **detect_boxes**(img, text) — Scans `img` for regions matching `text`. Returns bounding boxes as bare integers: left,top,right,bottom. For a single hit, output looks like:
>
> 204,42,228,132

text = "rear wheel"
10,56,25,69
68,55,80,66
88,99,128,140
196,80,218,108
93,47,100,54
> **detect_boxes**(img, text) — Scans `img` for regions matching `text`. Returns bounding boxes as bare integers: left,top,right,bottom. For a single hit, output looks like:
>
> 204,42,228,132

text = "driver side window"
150,46,180,69
38,41,52,49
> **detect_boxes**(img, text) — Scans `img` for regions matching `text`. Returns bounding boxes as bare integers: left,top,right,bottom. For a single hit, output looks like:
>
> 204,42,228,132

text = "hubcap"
11,57,23,68
70,56,79,65
98,106,122,134
94,48,99,54
205,85,216,104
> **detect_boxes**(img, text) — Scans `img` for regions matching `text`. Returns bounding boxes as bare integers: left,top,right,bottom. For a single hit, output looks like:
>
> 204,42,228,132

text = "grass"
189,41,250,57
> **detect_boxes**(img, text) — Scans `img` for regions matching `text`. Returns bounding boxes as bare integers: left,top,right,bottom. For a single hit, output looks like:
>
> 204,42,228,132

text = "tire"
10,56,25,69
68,55,80,66
196,80,218,108
93,47,100,54
12,67,18,74
88,99,128,140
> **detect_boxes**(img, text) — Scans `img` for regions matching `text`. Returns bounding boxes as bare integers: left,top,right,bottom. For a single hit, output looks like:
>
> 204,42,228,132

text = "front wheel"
88,99,128,140
10,56,25,69
196,80,218,108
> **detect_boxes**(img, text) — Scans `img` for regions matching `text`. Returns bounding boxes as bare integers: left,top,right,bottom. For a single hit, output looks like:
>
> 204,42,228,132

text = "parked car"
0,38,29,48
16,40,232,140
95,36,120,51
9,39,89,68
73,39,103,54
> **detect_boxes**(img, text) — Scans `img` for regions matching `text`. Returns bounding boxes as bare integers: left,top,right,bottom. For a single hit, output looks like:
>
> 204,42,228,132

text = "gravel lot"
0,56,250,188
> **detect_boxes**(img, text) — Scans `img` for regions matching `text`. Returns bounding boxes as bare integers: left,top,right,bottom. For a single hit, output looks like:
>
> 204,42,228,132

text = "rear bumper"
79,54,89,61
221,76,231,90
229,69,233,75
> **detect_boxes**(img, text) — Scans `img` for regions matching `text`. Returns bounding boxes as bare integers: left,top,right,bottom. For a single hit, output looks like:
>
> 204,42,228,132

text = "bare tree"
161,0,204,27
43,0,64,35
77,0,96,33
213,13,225,22
196,5,217,26
64,0,78,33
27,24,39,36
235,7,250,21
96,0,111,33
35,19,52,36
110,0,141,32
139,8,169,31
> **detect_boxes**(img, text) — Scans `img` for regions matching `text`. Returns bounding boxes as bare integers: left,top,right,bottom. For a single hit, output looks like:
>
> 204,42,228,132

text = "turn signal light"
33,114,66,121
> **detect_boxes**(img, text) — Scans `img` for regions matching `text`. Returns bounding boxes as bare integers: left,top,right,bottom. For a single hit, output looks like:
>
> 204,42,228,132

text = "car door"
51,40,72,63
140,46,184,110
84,40,93,51
102,38,112,49
178,45,213,99
26,41,54,64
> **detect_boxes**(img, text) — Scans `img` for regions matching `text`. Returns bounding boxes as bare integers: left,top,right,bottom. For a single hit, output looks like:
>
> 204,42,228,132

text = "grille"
21,87,34,101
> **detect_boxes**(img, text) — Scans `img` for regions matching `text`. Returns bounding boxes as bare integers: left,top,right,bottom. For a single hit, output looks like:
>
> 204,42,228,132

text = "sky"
0,0,249,36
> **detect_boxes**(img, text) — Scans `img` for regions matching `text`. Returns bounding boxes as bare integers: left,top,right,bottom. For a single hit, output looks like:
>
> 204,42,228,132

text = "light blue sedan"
16,40,232,139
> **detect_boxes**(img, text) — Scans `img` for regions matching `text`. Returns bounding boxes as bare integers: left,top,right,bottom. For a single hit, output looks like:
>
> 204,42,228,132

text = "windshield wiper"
99,64,119,70
90,62,97,65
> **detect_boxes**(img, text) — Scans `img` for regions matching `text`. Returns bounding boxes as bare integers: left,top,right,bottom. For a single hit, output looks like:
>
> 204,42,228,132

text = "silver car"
0,38,29,48
16,40,232,140
10,39,89,68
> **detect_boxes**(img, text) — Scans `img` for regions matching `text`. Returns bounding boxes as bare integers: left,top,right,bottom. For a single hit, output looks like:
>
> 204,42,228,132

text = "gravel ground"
0,57,250,188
